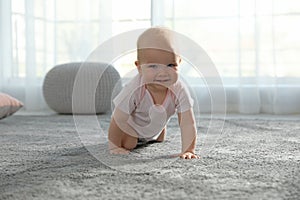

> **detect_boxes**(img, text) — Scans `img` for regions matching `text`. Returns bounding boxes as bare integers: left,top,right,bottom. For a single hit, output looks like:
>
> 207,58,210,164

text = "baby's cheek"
144,74,153,82
172,73,179,82
146,71,156,80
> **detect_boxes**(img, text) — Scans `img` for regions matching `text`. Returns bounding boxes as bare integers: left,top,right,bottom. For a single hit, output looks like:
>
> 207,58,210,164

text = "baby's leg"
108,118,138,151
122,132,138,150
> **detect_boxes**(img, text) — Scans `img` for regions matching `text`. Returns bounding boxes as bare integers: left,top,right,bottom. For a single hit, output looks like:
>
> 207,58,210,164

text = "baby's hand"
179,152,199,159
110,147,130,155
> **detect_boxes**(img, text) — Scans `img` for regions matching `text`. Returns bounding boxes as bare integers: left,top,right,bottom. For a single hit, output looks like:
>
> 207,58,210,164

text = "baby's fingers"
180,152,200,159
110,147,129,155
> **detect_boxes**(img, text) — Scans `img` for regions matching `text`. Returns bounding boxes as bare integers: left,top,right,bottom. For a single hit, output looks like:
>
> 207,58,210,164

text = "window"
9,0,151,78
162,0,300,84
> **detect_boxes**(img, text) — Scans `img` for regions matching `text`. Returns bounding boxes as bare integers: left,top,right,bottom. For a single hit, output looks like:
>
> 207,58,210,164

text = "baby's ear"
178,56,182,64
135,61,142,73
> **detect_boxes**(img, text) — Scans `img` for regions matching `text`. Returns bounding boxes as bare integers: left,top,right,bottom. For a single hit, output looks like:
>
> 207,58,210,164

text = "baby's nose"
157,69,169,77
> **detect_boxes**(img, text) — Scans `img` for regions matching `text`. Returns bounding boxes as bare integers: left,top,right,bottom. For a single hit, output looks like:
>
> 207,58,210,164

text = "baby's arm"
156,127,166,142
178,109,199,159
108,108,138,154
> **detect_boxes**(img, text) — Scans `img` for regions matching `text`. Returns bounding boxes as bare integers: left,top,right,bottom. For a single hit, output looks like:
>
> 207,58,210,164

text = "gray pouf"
43,62,122,114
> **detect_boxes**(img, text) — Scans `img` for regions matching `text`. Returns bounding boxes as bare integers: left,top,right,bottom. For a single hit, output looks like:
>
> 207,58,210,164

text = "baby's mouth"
155,79,170,83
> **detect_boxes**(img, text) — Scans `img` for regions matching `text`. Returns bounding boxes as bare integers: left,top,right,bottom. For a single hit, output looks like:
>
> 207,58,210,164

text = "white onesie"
113,74,194,141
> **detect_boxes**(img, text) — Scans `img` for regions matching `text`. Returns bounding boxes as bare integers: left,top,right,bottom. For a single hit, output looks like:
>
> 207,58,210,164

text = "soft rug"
0,114,299,200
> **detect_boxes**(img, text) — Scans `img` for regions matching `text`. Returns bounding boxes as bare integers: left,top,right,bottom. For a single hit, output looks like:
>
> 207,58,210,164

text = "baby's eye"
148,64,158,68
167,64,177,68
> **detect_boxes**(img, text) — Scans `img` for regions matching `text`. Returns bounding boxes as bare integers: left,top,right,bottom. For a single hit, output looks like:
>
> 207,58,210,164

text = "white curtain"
0,0,115,111
161,0,300,114
1,0,300,114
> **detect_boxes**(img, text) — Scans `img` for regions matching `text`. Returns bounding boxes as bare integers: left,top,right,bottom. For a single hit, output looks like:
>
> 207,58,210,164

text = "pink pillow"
0,93,23,119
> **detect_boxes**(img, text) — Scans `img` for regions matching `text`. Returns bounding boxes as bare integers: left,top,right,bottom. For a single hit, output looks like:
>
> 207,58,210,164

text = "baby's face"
137,49,180,89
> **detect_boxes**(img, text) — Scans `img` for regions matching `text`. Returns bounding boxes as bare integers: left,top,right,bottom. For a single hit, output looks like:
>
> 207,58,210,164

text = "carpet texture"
0,114,299,200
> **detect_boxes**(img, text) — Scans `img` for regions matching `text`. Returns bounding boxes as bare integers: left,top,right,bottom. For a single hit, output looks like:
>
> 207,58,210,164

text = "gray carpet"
0,114,299,200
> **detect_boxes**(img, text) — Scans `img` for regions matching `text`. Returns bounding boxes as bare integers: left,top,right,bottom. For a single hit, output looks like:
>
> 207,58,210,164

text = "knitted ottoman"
43,62,122,114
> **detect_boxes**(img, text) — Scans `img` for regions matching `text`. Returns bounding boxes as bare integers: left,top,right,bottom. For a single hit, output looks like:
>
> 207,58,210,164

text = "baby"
108,27,199,159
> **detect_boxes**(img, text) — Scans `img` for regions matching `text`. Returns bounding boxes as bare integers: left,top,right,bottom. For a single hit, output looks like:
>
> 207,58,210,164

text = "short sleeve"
173,81,194,113
113,75,141,114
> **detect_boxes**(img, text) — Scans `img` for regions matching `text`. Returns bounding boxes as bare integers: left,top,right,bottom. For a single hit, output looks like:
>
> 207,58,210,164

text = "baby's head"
136,27,180,63
135,27,181,88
